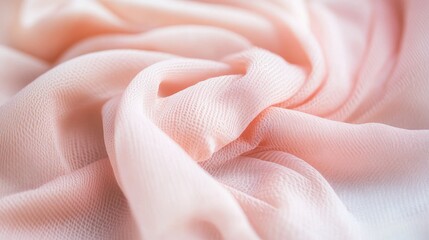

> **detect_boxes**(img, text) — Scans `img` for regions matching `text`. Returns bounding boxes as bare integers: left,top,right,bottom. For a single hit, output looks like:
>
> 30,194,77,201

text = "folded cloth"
1,0,428,239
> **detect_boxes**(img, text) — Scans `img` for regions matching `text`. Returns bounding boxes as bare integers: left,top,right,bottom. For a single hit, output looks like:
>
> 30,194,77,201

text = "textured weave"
1,0,429,239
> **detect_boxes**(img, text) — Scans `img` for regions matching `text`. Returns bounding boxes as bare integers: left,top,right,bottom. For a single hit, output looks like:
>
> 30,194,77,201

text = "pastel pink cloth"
1,0,429,239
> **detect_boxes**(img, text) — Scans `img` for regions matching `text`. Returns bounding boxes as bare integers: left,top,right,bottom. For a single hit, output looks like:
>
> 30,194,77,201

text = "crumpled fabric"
1,0,429,239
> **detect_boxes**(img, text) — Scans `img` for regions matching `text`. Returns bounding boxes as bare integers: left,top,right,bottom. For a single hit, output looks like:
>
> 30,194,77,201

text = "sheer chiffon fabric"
1,0,429,239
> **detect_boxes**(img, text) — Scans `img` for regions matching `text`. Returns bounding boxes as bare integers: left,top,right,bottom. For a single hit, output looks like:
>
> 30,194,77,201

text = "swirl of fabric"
1,0,429,239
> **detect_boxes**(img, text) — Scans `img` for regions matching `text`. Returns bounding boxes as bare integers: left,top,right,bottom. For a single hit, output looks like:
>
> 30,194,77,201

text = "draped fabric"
1,0,429,239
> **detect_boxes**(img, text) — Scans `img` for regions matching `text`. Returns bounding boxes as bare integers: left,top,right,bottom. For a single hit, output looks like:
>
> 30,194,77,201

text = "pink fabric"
1,0,429,239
